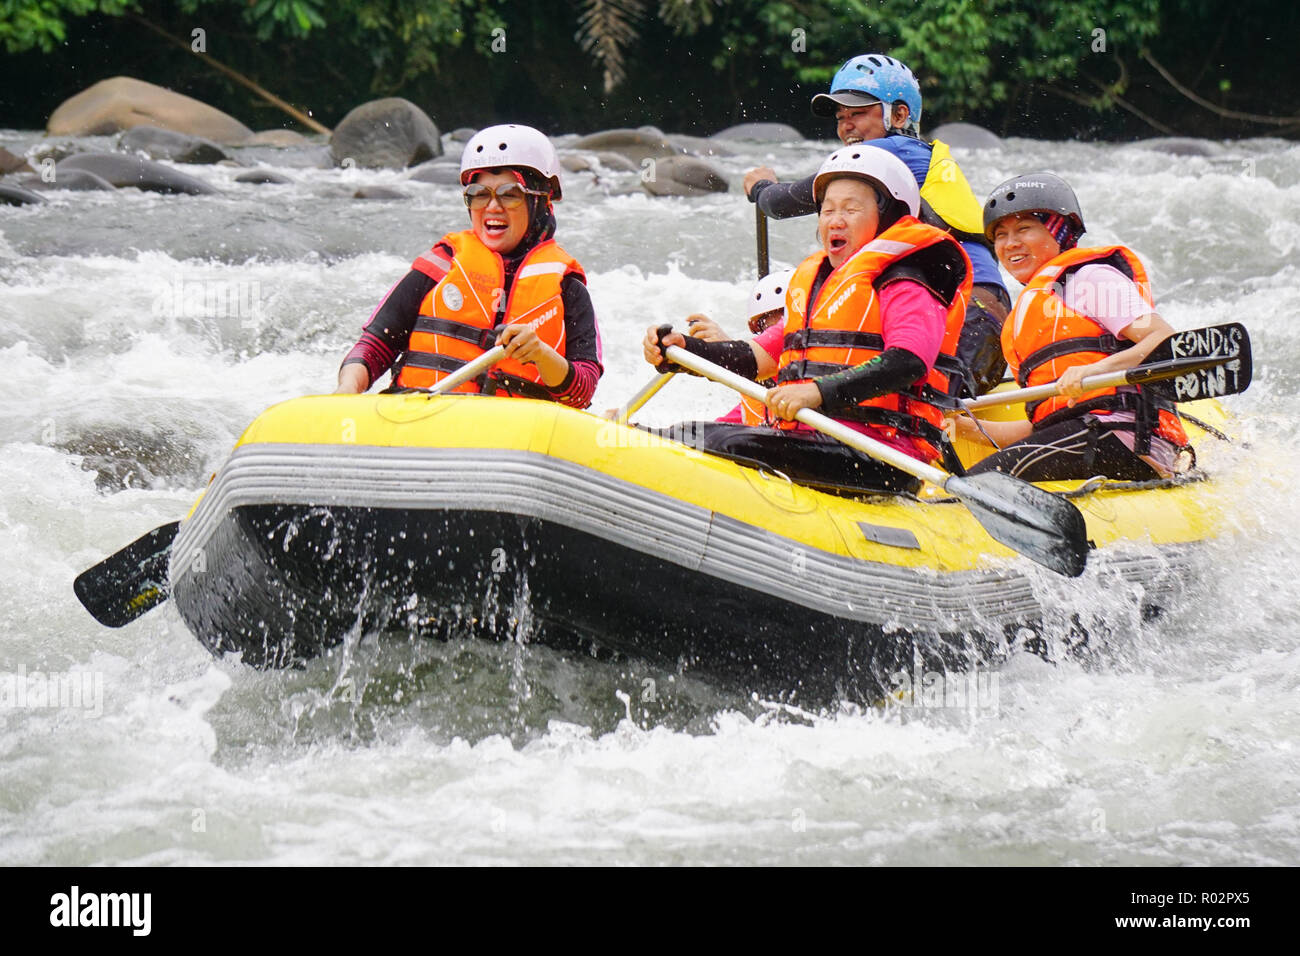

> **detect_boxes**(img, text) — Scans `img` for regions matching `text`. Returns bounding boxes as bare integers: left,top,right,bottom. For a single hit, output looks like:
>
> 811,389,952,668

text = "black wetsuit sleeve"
341,269,436,386
673,335,760,379
557,276,602,369
750,173,818,219
539,275,603,407
815,348,929,413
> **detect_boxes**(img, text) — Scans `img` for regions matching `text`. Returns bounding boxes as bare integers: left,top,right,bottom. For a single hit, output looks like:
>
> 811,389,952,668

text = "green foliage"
0,0,131,53
727,0,1164,118
7,0,1291,138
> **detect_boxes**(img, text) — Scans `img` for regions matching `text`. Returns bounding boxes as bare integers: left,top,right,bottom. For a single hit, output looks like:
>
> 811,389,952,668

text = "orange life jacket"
394,230,583,396
736,383,776,427
1002,245,1188,447
769,216,972,463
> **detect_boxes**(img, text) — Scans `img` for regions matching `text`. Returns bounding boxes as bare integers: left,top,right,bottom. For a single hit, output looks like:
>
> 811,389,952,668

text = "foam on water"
1,132,1298,864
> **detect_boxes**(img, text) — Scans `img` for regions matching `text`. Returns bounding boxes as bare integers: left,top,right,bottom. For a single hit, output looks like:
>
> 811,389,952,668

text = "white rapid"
1,130,1297,864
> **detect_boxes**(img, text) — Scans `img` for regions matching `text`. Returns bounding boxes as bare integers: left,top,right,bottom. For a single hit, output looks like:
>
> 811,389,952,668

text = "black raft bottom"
172,504,1014,706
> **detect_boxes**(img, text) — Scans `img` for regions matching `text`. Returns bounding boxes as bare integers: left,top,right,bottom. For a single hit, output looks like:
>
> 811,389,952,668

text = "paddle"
663,344,1090,577
613,371,676,424
73,346,509,628
613,213,775,424
73,521,180,628
964,322,1251,411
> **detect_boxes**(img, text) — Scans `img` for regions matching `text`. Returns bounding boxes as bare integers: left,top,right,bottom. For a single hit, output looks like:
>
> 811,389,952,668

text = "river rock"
240,129,310,147
57,153,220,195
641,156,729,197
668,133,736,158
448,127,477,143
353,186,407,200
330,98,442,169
711,122,804,143
119,125,230,164
1132,137,1225,157
407,163,462,185
0,147,32,175
571,129,686,164
560,154,594,173
47,76,254,144
595,152,639,173
927,122,1001,149
29,141,84,165
234,169,293,185
52,168,116,191
0,183,48,205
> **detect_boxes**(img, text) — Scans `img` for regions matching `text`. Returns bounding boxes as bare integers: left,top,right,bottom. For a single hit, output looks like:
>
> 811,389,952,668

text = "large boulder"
711,122,804,143
927,122,1001,150
641,156,729,197
119,125,230,164
330,98,442,169
571,129,686,165
56,154,219,195
52,168,116,191
47,76,253,144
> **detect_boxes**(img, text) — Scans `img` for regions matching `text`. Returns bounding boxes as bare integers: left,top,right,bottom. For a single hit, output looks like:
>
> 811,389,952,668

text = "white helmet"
460,124,563,200
748,269,795,321
812,145,919,217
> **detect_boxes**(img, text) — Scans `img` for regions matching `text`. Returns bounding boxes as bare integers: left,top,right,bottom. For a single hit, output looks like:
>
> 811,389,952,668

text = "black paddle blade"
1143,322,1251,402
947,472,1089,577
73,521,179,627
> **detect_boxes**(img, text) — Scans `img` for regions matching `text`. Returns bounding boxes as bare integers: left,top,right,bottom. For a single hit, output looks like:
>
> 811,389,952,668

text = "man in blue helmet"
744,53,1010,395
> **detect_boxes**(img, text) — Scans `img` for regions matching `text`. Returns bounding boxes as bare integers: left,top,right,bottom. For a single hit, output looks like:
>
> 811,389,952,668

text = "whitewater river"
1,128,1297,865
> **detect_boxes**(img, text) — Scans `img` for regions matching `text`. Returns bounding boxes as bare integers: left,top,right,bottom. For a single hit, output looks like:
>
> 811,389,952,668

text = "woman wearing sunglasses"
336,124,603,406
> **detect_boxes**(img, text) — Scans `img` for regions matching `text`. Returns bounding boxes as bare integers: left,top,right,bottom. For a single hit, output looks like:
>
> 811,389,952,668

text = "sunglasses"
462,183,550,209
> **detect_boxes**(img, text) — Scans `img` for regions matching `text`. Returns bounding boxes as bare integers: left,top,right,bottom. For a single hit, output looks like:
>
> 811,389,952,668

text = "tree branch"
1044,82,1177,137
1141,49,1300,127
128,14,332,135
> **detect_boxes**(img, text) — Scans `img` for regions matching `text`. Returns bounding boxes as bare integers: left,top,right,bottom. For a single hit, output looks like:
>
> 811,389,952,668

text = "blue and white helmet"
811,54,923,136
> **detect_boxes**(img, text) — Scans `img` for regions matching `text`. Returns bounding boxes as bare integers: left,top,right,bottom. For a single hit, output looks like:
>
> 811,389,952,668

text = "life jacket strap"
412,316,498,351
1017,334,1123,387
782,329,885,352
482,371,554,402
776,360,853,383
399,352,472,376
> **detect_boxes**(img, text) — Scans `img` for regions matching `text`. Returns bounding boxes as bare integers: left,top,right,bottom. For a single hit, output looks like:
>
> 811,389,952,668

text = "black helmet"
983,172,1085,240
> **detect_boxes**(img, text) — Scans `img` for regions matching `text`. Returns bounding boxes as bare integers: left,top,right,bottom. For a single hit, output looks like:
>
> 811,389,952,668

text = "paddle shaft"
614,213,773,424
663,345,1089,576
962,354,1238,411
664,345,952,489
614,371,675,424
422,344,507,395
